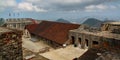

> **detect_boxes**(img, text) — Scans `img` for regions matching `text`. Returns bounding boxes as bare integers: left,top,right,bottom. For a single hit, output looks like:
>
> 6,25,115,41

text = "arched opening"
78,38,81,44
85,39,89,47
92,41,99,48
71,36,75,44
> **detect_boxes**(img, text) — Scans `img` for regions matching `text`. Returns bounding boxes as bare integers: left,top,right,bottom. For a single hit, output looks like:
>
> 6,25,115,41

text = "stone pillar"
19,23,21,30
88,37,92,48
9,24,11,28
10,23,13,28
15,23,17,29
68,33,72,44
81,34,85,49
75,33,79,47
7,24,9,28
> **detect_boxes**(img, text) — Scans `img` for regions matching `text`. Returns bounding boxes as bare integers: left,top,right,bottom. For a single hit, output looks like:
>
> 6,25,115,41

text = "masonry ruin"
3,18,41,30
69,22,120,49
0,27,23,60
25,21,80,49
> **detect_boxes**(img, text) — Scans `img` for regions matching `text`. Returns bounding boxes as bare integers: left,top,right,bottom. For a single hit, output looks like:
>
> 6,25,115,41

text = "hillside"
82,18,103,27
56,18,71,23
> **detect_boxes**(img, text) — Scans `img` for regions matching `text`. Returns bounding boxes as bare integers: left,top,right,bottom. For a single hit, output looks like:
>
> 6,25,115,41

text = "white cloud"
24,0,42,3
16,2,46,12
0,0,119,12
0,0,16,7
0,0,17,11
85,4,117,12
85,4,108,10
53,0,84,4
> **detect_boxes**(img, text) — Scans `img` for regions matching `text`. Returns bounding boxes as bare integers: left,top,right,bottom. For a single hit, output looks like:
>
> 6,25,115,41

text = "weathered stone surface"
0,27,23,60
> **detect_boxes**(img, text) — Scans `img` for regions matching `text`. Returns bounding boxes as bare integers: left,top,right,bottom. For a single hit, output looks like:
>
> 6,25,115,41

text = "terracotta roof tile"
26,21,80,45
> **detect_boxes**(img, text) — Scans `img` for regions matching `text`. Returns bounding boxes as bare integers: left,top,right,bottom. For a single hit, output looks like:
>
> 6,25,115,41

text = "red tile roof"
25,24,38,34
25,21,80,45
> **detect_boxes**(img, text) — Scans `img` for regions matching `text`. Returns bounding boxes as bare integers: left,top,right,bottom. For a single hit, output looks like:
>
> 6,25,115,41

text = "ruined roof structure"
102,22,120,25
5,18,41,24
0,27,23,60
0,27,12,33
5,18,32,24
101,22,120,31
71,22,120,40
70,30,120,40
71,22,120,60
25,21,80,45
3,18,42,30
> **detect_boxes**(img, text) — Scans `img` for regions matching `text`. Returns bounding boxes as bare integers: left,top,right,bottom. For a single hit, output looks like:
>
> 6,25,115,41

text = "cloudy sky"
0,0,120,21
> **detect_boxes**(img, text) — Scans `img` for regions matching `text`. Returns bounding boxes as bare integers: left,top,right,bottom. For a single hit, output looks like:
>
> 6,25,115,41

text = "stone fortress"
0,27,23,60
0,18,119,60
69,22,120,49
3,18,41,30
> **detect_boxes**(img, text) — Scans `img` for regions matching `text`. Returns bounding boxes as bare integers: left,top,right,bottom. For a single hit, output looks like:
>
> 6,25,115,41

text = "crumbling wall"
69,31,101,49
100,38,120,53
112,28,120,34
0,31,23,60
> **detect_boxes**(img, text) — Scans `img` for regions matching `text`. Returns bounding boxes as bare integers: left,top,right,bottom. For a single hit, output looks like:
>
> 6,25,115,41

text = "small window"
93,41,99,45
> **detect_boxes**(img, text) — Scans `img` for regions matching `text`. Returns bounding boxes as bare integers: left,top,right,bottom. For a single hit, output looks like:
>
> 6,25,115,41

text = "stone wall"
69,31,100,49
101,23,120,32
0,30,23,60
69,30,120,51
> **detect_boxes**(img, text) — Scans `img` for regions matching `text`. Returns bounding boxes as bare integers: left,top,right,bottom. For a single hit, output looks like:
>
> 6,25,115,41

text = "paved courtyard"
40,45,88,60
22,37,88,60
22,37,54,53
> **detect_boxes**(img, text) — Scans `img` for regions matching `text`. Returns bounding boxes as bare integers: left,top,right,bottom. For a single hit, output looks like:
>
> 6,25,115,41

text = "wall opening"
78,38,81,44
85,39,89,47
71,36,75,44
92,41,99,48
93,41,99,45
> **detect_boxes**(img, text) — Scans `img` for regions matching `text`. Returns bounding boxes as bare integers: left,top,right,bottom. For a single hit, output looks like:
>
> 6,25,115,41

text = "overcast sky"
0,0,120,21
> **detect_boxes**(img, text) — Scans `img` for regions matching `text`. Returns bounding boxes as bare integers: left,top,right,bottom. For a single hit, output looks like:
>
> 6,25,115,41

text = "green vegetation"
0,18,5,26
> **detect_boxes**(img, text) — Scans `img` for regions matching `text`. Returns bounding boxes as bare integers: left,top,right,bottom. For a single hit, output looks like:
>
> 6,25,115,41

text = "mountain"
56,18,71,23
82,18,103,27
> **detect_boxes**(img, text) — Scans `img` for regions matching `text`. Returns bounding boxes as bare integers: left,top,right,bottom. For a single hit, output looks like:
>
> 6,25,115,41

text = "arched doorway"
78,38,82,48
85,39,89,48
92,41,99,48
78,38,81,44
71,36,75,44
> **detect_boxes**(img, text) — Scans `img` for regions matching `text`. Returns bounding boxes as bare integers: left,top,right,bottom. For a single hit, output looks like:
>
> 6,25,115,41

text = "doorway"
85,39,89,47
92,41,99,48
71,36,75,44
78,38,81,44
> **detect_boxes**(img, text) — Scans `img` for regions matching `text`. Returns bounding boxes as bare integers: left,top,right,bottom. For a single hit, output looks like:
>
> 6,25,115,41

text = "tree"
0,18,5,26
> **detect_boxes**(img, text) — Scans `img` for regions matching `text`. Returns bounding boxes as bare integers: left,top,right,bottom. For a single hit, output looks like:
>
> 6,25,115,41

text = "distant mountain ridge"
82,18,116,28
82,18,102,27
56,18,71,23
